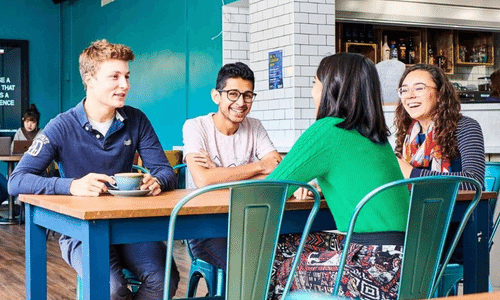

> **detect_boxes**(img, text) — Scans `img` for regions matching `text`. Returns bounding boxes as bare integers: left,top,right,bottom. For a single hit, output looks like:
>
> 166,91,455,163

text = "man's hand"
293,181,321,199
259,152,282,175
69,173,114,196
192,149,217,169
140,174,162,196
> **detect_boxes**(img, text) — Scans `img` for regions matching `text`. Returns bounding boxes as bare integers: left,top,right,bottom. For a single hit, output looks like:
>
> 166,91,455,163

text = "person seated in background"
393,64,485,264
266,53,410,299
10,103,42,153
8,39,179,300
183,62,282,270
486,68,500,102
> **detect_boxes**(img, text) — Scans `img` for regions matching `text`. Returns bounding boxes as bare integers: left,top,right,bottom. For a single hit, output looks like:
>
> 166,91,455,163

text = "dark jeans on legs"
59,235,180,299
187,237,227,270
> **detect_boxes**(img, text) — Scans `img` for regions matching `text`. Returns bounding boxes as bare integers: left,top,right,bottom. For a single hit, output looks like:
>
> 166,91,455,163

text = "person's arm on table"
186,150,281,188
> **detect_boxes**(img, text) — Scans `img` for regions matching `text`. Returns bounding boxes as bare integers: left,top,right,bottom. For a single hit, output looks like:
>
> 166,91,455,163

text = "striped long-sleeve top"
410,115,485,190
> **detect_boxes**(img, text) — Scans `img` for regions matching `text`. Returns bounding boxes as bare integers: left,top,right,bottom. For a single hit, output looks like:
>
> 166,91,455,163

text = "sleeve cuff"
55,178,75,195
410,168,423,178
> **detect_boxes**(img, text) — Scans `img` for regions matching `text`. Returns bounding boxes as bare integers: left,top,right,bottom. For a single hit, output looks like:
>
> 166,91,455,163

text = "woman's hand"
293,181,322,199
397,157,413,179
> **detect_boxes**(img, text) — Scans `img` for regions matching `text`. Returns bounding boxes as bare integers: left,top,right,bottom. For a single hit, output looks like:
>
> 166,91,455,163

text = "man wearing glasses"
182,62,282,271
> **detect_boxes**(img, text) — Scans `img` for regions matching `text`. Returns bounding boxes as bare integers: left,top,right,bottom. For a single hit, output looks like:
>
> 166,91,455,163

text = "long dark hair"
394,64,461,160
316,53,389,144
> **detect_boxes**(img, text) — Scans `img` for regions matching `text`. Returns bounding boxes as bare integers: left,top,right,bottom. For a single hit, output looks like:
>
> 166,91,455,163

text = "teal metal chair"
332,176,482,300
437,162,500,297
163,179,322,300
173,163,227,298
286,292,346,300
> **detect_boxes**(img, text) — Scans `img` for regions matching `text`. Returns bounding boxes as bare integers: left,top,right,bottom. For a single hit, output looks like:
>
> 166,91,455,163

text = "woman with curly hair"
394,64,485,190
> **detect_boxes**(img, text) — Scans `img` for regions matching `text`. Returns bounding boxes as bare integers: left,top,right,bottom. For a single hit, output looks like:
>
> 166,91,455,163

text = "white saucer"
108,189,149,197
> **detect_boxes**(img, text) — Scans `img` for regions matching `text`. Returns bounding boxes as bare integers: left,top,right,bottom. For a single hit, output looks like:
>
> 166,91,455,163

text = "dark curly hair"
394,64,461,160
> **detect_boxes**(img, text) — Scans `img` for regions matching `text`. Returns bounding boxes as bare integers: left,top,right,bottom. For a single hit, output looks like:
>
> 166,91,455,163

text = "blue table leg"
463,200,490,294
81,220,110,299
25,203,47,299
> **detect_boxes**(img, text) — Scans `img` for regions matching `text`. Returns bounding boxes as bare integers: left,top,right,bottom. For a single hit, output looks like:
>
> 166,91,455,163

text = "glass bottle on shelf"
459,46,467,63
471,47,478,63
398,38,407,63
428,45,434,65
390,40,398,60
408,36,415,64
359,25,366,43
382,35,390,61
436,49,447,70
344,25,352,43
352,25,359,43
366,25,374,44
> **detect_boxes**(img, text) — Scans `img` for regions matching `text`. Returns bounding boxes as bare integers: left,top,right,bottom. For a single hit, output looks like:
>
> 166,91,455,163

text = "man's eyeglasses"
218,89,257,103
397,83,437,99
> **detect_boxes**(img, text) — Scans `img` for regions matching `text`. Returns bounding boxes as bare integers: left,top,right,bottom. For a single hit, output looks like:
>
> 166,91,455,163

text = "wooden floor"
0,223,207,299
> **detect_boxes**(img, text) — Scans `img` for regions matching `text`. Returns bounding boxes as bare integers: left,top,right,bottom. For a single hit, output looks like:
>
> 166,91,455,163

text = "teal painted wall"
0,0,61,175
0,0,61,129
61,0,227,149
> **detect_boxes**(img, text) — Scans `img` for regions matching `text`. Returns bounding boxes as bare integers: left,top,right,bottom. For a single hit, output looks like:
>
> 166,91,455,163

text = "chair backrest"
163,179,322,300
172,163,186,189
485,162,500,248
333,176,482,300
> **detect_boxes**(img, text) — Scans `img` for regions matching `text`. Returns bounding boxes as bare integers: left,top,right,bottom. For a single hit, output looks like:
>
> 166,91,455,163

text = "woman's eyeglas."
218,89,257,103
397,83,437,98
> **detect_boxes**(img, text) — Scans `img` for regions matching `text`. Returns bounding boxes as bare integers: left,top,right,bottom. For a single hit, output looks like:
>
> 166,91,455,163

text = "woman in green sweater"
267,53,409,300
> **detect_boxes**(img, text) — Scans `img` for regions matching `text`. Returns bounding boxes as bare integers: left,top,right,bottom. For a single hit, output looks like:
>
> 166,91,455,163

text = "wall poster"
269,50,283,90
0,39,29,134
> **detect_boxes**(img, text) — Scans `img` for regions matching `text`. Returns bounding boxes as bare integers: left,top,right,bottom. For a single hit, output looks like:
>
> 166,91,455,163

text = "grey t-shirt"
182,113,277,189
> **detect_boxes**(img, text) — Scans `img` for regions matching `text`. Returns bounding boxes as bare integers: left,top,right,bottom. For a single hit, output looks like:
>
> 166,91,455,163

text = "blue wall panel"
62,0,225,149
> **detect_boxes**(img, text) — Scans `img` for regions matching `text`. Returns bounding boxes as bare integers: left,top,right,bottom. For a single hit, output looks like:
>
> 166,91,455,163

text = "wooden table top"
18,189,495,221
433,291,500,299
0,155,23,162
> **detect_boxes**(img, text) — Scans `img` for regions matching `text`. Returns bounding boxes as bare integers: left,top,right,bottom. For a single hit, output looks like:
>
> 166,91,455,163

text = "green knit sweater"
267,117,409,233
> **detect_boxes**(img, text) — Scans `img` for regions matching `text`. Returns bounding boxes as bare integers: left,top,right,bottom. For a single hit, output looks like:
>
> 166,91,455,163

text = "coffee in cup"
111,173,144,190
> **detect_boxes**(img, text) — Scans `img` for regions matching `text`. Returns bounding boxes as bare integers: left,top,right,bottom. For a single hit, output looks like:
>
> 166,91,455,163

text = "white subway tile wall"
223,0,335,150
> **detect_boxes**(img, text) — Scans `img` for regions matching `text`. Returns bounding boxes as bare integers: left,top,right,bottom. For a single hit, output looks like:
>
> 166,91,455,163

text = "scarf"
402,121,450,172
21,127,39,141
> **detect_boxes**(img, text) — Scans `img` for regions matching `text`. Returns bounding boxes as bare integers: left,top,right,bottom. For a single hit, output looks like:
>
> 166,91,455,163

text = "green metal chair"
163,179,322,300
332,176,482,300
436,162,500,297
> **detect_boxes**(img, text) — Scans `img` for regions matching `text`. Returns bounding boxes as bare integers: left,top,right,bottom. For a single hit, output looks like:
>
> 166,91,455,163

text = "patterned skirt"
268,231,403,300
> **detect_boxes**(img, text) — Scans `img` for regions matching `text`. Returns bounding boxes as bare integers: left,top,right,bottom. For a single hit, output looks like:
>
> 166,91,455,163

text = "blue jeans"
188,238,227,270
59,235,180,299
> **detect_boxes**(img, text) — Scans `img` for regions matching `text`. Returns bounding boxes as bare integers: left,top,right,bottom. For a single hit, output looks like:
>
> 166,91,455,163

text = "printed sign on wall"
0,39,28,134
269,50,283,90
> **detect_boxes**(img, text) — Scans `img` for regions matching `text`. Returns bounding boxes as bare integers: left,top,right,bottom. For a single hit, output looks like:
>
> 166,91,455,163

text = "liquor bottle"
359,25,366,43
398,38,407,63
382,35,390,61
428,44,434,65
366,25,374,43
352,25,359,43
390,40,398,60
408,36,416,64
344,25,352,43
436,49,447,70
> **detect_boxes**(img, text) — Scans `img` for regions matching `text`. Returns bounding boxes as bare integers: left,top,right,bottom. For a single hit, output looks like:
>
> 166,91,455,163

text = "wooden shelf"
345,42,377,63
